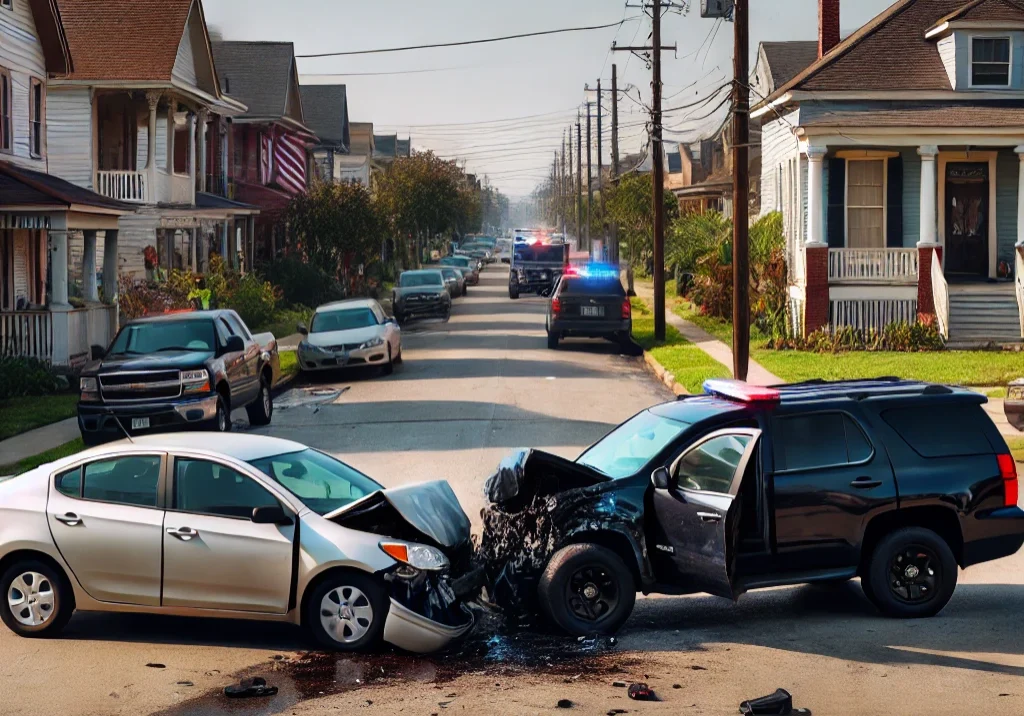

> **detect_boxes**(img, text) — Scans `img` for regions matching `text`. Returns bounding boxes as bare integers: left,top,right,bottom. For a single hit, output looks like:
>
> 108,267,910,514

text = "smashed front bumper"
382,566,481,653
299,345,389,371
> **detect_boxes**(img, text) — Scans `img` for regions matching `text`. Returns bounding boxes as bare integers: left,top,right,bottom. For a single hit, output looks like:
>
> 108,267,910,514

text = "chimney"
819,0,841,58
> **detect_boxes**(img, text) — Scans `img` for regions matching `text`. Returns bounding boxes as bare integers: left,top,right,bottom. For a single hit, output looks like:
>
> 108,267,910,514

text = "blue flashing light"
566,263,621,280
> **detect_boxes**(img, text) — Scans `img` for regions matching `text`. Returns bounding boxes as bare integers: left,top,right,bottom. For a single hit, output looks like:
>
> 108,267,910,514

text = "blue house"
755,0,1024,345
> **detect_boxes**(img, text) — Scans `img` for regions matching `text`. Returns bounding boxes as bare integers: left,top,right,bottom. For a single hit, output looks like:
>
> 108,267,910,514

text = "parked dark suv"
480,378,1023,636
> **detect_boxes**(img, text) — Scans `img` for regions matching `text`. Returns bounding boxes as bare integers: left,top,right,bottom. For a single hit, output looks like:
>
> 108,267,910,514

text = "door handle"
166,527,199,541
850,477,883,489
697,512,723,523
55,512,82,526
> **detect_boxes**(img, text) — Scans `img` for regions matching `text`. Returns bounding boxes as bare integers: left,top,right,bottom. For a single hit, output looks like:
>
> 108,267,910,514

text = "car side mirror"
90,344,106,361
252,506,293,526
651,467,671,490
224,335,245,353
297,323,309,336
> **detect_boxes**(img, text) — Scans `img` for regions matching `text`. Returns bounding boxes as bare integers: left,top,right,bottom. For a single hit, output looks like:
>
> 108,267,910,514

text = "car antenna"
111,415,136,444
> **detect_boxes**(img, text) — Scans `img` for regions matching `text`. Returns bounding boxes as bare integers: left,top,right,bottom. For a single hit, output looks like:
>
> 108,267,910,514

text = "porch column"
167,104,176,175
186,111,197,203
806,146,827,247
804,146,829,335
102,229,119,304
1016,146,1024,246
197,108,209,193
49,215,71,366
145,92,161,199
82,230,99,302
247,216,256,271
189,227,198,272
918,145,941,317
199,226,210,272
221,220,229,262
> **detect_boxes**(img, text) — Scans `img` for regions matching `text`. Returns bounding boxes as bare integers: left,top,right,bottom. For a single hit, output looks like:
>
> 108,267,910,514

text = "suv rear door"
650,428,761,599
555,276,626,322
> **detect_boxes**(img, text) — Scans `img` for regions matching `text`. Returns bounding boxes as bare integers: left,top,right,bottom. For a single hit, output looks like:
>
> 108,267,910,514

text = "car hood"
92,350,213,373
394,286,445,298
325,480,471,551
305,326,383,347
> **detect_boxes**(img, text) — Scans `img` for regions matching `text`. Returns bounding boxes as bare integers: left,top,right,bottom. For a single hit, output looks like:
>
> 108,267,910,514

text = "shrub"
263,256,346,309
0,356,62,399
117,275,190,320
226,272,279,329
766,321,944,352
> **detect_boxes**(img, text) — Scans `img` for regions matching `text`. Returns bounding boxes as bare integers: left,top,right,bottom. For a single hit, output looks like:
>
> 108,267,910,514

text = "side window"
226,313,252,340
175,459,279,519
55,467,82,498
214,318,231,346
774,413,873,472
882,404,992,458
675,434,752,494
82,456,162,507
219,317,236,336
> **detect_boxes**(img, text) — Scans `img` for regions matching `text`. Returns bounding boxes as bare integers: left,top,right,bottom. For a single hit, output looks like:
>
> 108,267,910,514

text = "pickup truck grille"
99,371,182,403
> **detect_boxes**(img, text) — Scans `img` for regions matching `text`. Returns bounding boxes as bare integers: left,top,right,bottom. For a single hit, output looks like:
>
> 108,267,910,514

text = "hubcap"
567,566,619,623
320,586,374,644
889,546,939,604
8,572,55,627
218,405,227,431
262,385,271,414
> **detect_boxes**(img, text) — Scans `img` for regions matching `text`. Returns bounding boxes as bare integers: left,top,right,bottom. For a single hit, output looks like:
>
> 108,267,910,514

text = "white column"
1016,146,1024,246
82,230,98,302
197,109,209,193
167,104,176,175
102,229,119,304
49,224,69,307
145,92,160,200
221,220,229,261
918,145,940,247
806,146,828,246
187,111,197,203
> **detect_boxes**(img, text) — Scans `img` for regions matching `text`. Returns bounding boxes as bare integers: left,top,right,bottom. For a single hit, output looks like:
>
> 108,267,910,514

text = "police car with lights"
509,234,569,299
546,264,632,350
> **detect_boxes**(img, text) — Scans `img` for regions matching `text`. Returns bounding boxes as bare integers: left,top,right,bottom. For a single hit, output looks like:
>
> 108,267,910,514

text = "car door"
218,316,252,403
373,302,399,355
650,429,761,599
46,454,166,606
225,313,260,401
161,456,295,613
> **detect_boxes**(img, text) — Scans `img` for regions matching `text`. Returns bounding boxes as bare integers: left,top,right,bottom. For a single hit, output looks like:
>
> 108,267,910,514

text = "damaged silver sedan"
0,434,480,653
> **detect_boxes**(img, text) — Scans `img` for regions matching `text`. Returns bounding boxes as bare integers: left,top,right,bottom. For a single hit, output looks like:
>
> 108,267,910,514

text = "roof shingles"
299,85,349,147
212,41,296,120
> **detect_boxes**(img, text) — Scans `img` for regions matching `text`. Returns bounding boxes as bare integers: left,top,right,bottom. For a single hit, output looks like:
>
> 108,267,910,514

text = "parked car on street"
452,267,473,293
297,299,402,375
441,256,480,284
0,433,480,653
393,270,452,324
440,267,466,298
496,238,513,264
480,379,1024,636
1006,378,1023,431
77,311,278,446
546,265,632,351
509,239,569,298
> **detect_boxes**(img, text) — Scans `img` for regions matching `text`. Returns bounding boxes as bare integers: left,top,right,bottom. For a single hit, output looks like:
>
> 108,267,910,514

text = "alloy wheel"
7,572,55,627
888,544,940,604
320,586,374,643
261,383,271,416
566,565,619,623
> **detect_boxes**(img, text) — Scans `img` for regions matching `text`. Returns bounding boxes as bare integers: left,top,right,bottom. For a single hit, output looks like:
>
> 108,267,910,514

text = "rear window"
774,412,874,471
558,277,625,296
882,404,993,458
515,245,565,263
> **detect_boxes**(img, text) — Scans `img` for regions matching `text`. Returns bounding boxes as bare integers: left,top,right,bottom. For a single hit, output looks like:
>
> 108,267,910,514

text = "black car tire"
210,393,231,433
538,544,636,637
306,570,389,652
509,283,520,299
547,331,560,350
865,527,958,619
394,343,404,364
0,559,74,638
382,345,394,376
443,306,452,322
246,375,273,426
80,431,104,448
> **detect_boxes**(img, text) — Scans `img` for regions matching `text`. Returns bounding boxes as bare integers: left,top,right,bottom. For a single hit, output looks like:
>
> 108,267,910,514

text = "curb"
272,372,299,397
642,350,688,397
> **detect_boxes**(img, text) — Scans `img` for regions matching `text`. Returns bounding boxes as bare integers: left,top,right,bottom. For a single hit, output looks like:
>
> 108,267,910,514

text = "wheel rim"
888,544,940,604
8,571,55,627
566,565,619,623
319,585,374,644
262,383,271,416
218,401,227,431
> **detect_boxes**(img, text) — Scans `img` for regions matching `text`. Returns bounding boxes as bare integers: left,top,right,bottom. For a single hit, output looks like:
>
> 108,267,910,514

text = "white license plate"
131,417,150,430
581,306,605,317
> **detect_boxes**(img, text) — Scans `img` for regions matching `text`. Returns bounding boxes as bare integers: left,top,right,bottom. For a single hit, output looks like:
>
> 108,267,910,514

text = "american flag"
273,132,309,195
260,130,274,185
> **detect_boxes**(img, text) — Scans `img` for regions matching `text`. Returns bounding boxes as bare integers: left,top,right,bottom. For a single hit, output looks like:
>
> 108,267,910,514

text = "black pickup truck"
78,310,279,445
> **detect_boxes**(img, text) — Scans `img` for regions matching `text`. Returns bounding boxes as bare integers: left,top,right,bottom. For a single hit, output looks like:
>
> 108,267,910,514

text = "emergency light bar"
563,264,621,280
703,380,781,404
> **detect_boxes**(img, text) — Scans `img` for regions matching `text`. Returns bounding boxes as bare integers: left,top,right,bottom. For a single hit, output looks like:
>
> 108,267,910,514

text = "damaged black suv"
480,379,1024,636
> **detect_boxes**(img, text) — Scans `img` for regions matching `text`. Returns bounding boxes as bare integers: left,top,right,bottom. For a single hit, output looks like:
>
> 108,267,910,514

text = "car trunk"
558,292,624,321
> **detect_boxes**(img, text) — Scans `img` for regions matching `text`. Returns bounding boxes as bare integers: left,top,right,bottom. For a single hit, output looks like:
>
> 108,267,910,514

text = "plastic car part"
739,688,796,715
224,677,278,699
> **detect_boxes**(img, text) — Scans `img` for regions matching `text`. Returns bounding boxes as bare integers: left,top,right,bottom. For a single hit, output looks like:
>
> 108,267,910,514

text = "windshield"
109,320,216,355
248,449,382,516
442,268,459,280
576,410,691,478
515,245,565,263
400,272,444,287
311,308,377,333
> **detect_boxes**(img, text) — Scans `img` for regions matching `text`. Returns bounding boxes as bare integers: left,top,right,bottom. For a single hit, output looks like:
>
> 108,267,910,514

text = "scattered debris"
690,665,707,671
270,655,286,661
612,681,628,688
557,699,574,708
739,688,811,715
627,683,656,702
673,684,682,689
607,710,628,716
176,681,193,687
145,663,165,669
224,676,279,699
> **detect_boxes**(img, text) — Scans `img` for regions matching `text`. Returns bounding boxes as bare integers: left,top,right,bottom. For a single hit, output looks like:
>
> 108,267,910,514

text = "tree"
286,180,383,276
605,172,679,269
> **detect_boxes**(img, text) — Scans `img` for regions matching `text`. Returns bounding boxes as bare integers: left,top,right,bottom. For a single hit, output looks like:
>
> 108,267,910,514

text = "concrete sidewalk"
0,417,79,466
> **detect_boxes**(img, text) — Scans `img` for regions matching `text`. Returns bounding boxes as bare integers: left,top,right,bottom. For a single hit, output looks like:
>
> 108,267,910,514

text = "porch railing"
830,299,918,333
932,249,950,341
67,305,117,364
828,248,919,284
96,170,148,203
1,311,53,361
1015,246,1024,339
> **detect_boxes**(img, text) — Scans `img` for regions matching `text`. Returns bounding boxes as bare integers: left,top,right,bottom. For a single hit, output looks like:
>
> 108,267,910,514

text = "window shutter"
827,157,845,248
886,155,903,247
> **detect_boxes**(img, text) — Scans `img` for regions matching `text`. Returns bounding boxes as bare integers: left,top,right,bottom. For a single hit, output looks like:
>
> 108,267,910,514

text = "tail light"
997,454,1018,507
622,298,632,319
552,297,562,315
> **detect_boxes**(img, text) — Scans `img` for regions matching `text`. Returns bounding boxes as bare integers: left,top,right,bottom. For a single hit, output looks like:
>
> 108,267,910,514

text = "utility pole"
614,3,676,341
568,124,575,238
611,64,621,266
561,131,568,237
597,78,604,261
733,0,750,380
576,112,583,249
585,98,593,255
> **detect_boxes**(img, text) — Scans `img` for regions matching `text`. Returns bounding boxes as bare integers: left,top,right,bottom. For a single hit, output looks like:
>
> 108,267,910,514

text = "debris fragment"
673,684,682,689
557,699,574,708
607,710,628,716
627,683,656,701
224,676,279,699
739,688,811,715
176,681,194,687
612,681,628,688
690,665,707,671
145,663,165,669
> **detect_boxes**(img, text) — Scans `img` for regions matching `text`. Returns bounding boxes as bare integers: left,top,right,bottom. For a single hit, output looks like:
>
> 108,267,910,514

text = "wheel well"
216,380,230,404
0,550,76,608
298,566,380,626
564,531,642,590
860,507,965,571
261,365,272,386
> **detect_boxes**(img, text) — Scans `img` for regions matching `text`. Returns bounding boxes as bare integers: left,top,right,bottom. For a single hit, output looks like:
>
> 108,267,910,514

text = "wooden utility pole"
585,98,593,254
733,0,750,380
561,131,568,237
568,124,575,237
576,113,583,247
597,78,604,260
611,64,621,265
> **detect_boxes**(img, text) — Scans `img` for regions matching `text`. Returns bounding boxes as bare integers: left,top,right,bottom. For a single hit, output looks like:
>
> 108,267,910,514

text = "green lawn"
631,313,730,394
0,438,85,477
0,393,80,442
279,350,299,382
1008,436,1024,463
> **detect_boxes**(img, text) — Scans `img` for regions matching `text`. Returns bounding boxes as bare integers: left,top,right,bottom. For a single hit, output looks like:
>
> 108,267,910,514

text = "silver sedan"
297,298,402,374
0,434,477,653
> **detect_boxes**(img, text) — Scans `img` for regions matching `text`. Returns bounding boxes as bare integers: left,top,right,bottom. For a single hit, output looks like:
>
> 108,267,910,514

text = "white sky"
204,0,896,196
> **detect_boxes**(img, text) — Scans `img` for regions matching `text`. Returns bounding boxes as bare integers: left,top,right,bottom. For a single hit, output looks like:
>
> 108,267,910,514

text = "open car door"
650,428,761,600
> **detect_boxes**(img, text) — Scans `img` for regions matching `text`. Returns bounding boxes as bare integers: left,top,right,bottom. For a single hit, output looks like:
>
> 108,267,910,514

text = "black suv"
546,267,632,351
480,379,1023,636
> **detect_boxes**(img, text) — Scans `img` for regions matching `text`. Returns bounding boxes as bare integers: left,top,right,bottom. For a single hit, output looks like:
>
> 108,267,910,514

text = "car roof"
127,310,228,325
54,433,310,469
402,269,444,276
315,298,378,313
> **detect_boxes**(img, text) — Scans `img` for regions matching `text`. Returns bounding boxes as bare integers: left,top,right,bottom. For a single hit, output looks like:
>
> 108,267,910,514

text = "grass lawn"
279,350,299,383
1008,436,1024,463
0,393,80,442
0,438,85,477
631,301,730,393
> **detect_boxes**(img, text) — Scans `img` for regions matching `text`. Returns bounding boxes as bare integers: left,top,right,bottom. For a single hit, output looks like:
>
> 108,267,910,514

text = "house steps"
947,289,1022,347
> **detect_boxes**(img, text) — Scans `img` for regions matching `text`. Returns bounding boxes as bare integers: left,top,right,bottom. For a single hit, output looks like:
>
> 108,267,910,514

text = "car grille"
99,370,182,403
325,343,362,352
406,293,440,303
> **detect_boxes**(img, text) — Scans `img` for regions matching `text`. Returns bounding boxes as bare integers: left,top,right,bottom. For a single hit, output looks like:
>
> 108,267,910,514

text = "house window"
970,37,1011,87
1,1,12,11
0,67,11,152
29,78,43,157
846,159,886,248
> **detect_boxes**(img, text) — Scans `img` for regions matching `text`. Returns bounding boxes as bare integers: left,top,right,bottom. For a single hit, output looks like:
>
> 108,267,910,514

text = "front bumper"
396,299,449,319
299,345,389,371
78,394,217,442
1005,399,1023,432
383,599,474,653
551,318,632,339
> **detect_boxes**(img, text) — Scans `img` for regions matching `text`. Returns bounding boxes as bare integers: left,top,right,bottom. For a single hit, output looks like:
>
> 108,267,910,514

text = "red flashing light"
997,454,1018,507
621,298,631,320
551,297,562,315
703,379,781,404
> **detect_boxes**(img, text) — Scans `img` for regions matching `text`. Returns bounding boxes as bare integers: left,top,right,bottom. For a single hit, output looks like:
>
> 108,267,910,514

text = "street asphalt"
1,265,1022,716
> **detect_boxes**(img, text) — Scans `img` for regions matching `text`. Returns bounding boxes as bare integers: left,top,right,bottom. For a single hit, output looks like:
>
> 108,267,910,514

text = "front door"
945,163,989,277
650,429,761,599
46,455,165,606
162,457,294,613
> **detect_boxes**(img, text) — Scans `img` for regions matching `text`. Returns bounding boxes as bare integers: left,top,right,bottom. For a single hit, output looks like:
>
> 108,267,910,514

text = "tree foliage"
286,180,383,274
605,172,679,266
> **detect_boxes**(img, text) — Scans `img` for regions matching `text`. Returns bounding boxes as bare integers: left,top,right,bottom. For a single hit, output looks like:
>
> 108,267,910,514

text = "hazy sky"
204,0,896,196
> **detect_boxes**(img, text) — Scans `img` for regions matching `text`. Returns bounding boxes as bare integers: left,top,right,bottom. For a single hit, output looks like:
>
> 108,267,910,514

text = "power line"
296,19,636,58
375,106,578,130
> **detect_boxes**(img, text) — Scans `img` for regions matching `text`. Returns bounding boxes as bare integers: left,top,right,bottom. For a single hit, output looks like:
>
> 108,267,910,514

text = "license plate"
131,417,150,430
581,306,605,317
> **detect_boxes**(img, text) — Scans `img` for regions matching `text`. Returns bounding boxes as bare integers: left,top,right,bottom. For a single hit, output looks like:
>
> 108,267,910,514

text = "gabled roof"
931,0,1024,28
0,161,128,212
666,151,682,174
27,0,73,76
212,41,307,127
374,134,398,158
299,85,349,149
396,138,411,157
759,41,819,93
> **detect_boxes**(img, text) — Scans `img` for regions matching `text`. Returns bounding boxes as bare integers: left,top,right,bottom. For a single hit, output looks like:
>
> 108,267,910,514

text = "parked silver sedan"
297,298,402,374
0,434,478,653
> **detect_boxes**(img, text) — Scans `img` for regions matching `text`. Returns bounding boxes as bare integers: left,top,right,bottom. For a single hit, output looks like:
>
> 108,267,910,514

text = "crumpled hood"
485,449,607,508
326,480,471,550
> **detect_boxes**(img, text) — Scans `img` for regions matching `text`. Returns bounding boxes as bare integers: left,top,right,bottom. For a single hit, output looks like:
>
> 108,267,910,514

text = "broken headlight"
380,542,449,571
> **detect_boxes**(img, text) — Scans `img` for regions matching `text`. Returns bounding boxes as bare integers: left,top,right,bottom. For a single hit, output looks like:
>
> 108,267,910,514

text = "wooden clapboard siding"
996,148,1019,271
759,108,801,219
13,229,28,301
115,211,162,278
900,147,921,247
0,0,47,169
46,86,94,189
937,35,957,90
171,6,198,88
